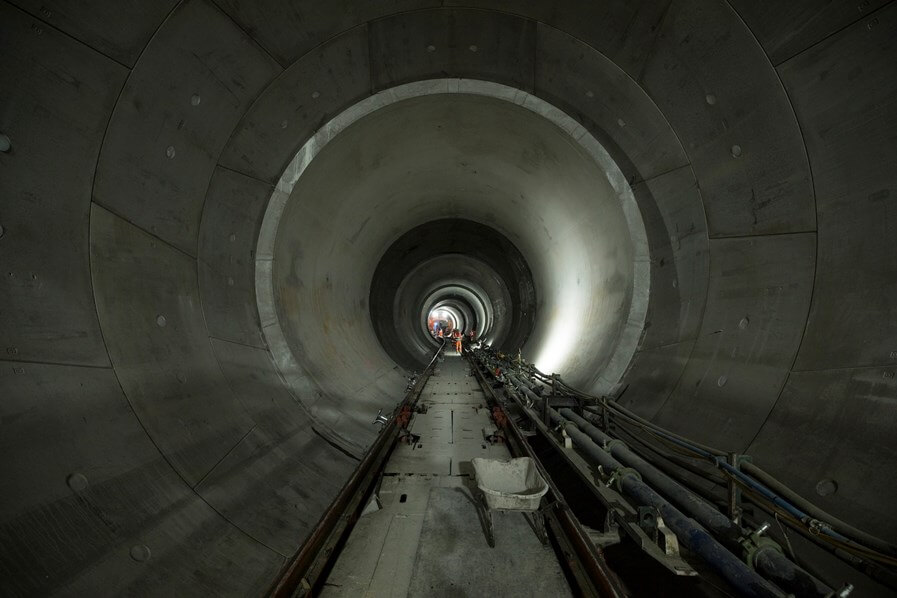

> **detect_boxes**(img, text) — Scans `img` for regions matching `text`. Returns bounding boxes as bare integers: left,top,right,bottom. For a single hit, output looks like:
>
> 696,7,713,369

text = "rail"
269,341,446,597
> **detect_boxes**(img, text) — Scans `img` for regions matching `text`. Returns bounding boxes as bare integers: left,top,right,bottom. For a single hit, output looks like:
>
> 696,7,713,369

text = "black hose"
601,415,728,484
738,486,897,593
612,424,731,503
485,349,897,587
741,463,897,558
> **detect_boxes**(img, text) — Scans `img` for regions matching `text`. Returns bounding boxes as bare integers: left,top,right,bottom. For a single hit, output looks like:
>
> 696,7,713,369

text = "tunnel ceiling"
2,1,896,596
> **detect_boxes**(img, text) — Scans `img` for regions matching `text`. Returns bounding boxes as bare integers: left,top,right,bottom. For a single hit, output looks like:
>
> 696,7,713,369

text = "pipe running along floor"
320,353,571,597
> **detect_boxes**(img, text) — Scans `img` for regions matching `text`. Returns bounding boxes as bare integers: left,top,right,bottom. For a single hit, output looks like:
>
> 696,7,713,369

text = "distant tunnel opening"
370,218,536,368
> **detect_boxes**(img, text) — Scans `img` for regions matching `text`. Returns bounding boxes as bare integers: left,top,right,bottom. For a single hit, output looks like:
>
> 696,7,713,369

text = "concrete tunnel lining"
2,1,897,596
257,81,650,448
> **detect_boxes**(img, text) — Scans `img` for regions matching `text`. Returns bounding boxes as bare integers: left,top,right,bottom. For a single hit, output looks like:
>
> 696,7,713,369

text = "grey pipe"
562,409,742,543
741,462,897,558
560,408,832,598
594,397,896,560
506,375,785,598
587,400,727,457
509,374,838,598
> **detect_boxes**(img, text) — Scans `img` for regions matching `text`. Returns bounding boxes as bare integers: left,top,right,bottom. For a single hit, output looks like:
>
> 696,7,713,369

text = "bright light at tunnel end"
427,307,459,334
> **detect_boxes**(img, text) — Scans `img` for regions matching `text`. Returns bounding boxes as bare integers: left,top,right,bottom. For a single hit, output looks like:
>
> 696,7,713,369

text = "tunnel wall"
2,0,896,595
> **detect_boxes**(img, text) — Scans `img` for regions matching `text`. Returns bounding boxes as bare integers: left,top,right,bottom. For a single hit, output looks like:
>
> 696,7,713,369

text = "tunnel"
1,1,896,596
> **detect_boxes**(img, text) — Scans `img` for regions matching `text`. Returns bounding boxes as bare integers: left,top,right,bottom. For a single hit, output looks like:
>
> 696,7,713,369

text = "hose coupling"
739,522,783,569
606,467,641,493
604,439,626,453
807,518,832,535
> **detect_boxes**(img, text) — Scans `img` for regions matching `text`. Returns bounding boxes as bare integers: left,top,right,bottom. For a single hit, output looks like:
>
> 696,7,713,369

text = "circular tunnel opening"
422,284,489,344
257,82,648,441
426,305,460,336
370,218,536,370
415,265,501,350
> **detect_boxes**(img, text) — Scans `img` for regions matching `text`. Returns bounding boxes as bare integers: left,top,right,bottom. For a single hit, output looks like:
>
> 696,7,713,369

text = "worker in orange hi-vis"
437,328,444,340
454,329,462,354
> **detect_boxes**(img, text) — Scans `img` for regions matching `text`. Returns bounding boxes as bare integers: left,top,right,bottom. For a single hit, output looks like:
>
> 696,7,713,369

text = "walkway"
320,353,571,597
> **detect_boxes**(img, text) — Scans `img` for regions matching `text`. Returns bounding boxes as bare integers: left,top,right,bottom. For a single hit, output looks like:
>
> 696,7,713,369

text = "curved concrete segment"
258,82,650,424
1,1,896,596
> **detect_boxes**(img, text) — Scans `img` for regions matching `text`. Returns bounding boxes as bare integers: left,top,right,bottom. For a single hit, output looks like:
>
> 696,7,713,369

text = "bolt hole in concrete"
0,133,10,152
66,473,89,492
400,494,408,503
129,545,152,562
816,479,839,497
731,144,743,158
156,315,167,327
190,93,201,106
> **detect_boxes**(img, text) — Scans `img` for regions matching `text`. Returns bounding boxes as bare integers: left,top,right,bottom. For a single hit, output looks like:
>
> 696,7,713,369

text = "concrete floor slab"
407,486,571,598
321,357,571,597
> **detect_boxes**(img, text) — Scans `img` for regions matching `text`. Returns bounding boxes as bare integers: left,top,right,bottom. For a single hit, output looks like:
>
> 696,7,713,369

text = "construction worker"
453,329,462,354
437,328,444,340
